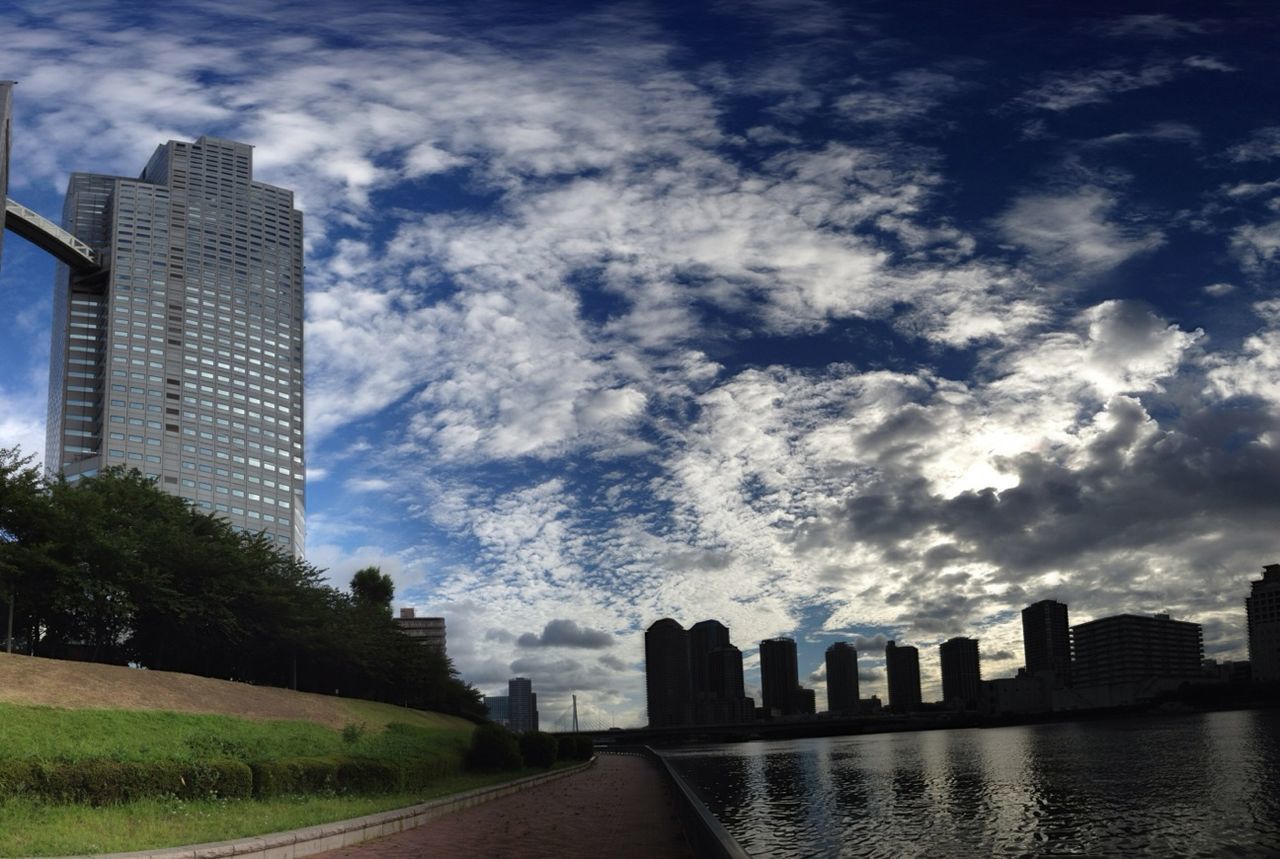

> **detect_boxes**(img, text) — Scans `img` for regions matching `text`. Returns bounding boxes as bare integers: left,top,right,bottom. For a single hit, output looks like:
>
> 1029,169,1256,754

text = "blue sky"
2,0,1278,727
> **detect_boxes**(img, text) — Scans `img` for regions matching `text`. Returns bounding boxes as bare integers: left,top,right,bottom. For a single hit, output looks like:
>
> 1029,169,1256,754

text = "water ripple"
664,711,1280,858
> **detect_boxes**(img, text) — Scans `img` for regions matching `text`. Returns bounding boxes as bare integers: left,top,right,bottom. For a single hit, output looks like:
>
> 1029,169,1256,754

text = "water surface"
663,710,1280,857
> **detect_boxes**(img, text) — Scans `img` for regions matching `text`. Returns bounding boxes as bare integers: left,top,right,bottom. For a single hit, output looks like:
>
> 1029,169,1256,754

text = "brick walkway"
314,753,695,858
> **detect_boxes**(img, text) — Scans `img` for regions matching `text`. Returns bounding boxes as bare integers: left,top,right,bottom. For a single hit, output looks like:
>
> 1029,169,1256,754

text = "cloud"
1020,57,1231,112
1226,127,1280,162
517,619,616,649
997,187,1164,274
1099,15,1206,40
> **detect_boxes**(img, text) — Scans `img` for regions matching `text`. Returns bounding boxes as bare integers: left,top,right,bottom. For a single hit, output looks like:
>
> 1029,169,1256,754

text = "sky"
1,0,1278,728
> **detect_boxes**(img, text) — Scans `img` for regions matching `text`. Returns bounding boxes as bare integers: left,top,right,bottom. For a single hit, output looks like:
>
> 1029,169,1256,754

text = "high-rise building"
885,640,921,712
507,677,538,733
688,619,754,724
395,608,447,656
760,637,803,716
45,136,305,554
1022,599,1072,685
825,642,859,714
939,636,982,709
645,618,692,727
1,80,12,267
705,644,754,722
1247,563,1280,682
689,619,730,722
483,695,509,727
1071,613,1203,687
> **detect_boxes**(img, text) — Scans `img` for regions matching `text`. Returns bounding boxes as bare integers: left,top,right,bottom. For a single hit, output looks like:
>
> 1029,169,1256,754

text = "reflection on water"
663,710,1280,857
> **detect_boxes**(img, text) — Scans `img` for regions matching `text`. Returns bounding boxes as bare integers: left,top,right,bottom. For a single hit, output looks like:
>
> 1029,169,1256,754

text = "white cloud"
997,187,1164,274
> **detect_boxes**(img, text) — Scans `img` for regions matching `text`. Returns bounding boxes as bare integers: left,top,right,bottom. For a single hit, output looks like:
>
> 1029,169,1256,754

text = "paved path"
315,754,695,858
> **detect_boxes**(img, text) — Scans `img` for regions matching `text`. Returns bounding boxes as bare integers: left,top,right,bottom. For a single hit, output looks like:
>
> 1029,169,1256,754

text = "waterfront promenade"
315,753,695,858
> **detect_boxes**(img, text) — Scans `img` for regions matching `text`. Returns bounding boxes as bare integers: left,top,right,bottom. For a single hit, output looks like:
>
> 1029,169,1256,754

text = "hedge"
517,731,558,770
0,754,462,805
0,758,252,805
557,734,595,761
465,724,522,772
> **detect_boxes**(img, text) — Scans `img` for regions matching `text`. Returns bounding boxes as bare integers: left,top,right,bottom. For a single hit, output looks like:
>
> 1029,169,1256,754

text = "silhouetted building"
793,687,816,715
885,640,921,712
980,669,1053,716
508,677,538,733
484,695,509,727
1247,563,1280,682
645,618,691,726
1022,599,1072,686
825,642,860,714
760,637,803,716
1071,613,1203,687
704,643,755,724
395,608,446,655
940,637,982,709
689,619,730,724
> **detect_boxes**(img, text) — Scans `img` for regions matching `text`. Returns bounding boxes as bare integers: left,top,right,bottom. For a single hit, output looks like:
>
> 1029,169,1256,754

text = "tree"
350,566,394,611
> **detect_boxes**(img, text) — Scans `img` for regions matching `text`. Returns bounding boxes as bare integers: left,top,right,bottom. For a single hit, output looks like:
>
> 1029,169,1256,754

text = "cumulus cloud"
517,619,616,649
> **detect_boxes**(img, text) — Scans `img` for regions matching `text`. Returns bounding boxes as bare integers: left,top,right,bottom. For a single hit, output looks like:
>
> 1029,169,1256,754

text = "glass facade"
46,137,305,554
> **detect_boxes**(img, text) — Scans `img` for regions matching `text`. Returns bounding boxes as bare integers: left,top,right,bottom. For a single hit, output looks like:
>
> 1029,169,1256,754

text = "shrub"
0,758,252,805
555,734,594,761
335,758,402,794
341,721,367,746
465,724,522,772
400,752,462,790
250,757,338,798
518,731,558,770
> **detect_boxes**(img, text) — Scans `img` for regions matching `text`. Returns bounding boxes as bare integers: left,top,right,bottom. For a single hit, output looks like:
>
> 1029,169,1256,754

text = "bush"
518,731,558,770
250,757,338,798
0,758,252,805
557,734,594,760
335,758,402,794
400,752,461,790
465,724,522,772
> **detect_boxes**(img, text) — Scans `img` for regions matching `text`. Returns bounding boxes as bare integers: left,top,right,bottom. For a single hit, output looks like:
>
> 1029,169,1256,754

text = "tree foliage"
0,448,482,717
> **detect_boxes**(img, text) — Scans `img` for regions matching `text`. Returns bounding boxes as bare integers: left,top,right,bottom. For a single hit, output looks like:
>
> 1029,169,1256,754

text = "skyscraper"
689,618,731,721
645,618,691,726
825,641,860,715
45,136,305,554
1246,564,1280,682
939,636,982,709
1022,599,1071,685
759,637,801,716
507,677,538,733
885,640,921,712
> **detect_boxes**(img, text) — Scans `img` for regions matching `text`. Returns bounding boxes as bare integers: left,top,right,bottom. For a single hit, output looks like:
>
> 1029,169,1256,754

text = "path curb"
38,758,597,859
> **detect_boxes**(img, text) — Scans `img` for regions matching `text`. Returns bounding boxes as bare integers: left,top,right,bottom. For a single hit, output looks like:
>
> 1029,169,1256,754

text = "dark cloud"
984,649,1015,661
517,619,615,649
598,654,628,671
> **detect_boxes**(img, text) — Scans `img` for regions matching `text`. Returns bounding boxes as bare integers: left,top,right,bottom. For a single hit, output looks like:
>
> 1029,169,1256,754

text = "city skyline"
2,2,1279,725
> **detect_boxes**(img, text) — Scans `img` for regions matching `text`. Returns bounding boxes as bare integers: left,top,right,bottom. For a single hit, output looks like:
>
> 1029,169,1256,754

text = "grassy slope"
0,651,490,855
0,651,468,731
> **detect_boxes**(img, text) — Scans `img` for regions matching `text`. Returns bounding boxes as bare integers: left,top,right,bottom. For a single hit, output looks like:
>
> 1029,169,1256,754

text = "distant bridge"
4,197,98,271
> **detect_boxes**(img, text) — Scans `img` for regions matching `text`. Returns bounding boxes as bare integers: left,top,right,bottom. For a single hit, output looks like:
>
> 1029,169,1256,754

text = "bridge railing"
4,197,97,269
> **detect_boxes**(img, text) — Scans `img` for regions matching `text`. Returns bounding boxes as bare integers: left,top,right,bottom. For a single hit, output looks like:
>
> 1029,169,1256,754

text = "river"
661,710,1280,857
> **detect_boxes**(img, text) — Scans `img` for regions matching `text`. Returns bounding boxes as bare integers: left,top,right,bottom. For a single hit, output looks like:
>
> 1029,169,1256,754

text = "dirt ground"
0,651,416,729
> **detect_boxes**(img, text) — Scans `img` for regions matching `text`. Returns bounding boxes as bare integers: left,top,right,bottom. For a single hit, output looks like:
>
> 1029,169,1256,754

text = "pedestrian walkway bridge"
4,197,98,271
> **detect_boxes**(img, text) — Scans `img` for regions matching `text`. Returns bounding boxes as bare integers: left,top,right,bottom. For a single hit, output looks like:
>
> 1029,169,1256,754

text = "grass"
0,767,570,857
0,701,473,763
